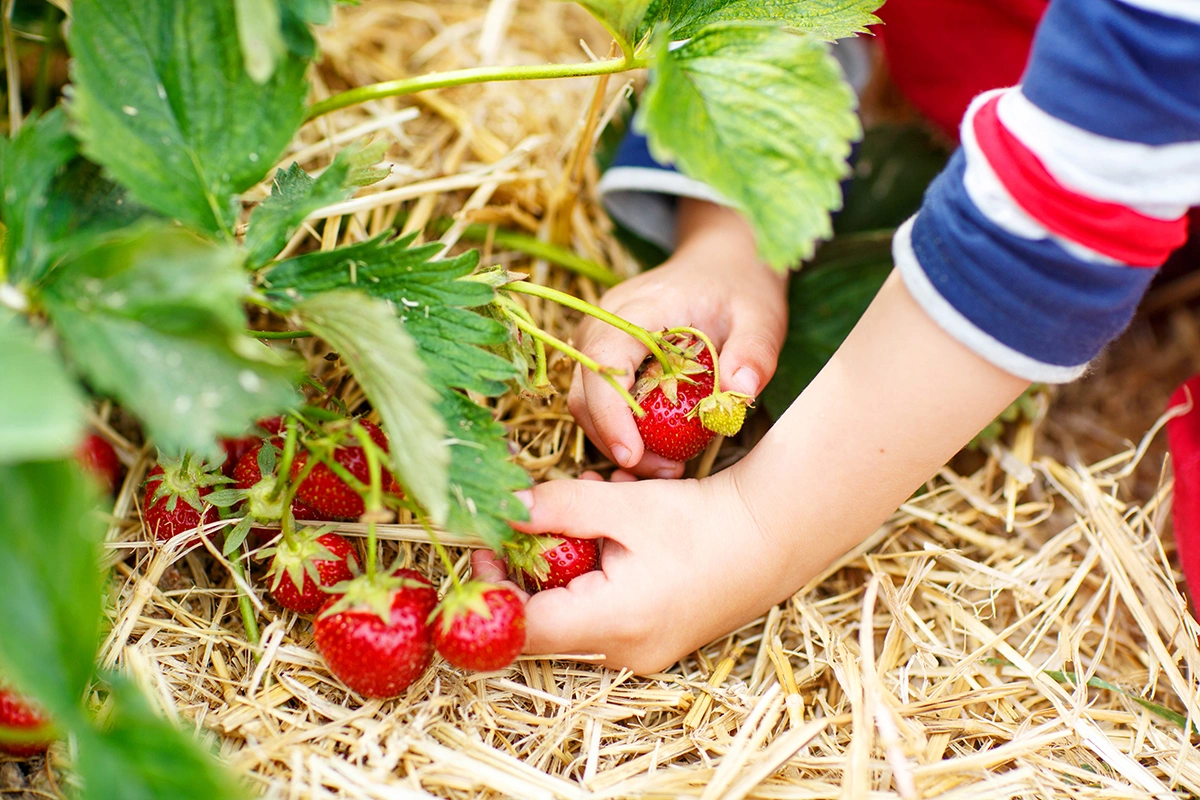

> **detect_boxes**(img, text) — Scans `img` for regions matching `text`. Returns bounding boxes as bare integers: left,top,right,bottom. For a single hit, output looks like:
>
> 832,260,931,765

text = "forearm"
732,271,1029,583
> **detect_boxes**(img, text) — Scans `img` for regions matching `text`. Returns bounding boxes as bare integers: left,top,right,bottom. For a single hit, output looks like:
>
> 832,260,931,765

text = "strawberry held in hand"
291,419,401,521
262,528,360,614
634,337,716,462
0,689,51,758
314,571,437,698
432,582,525,672
142,454,227,542
507,533,599,591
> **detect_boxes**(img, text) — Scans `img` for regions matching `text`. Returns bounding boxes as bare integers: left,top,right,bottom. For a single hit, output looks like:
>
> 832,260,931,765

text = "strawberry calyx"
502,532,564,583
319,571,431,624
430,580,500,635
632,336,710,407
691,390,754,437
147,453,230,513
260,524,347,592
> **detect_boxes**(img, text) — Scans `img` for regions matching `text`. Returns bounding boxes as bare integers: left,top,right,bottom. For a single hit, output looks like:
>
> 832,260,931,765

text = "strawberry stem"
270,417,300,503
664,326,722,393
503,281,673,373
351,423,386,581
418,512,464,593
497,296,551,391
508,313,644,417
231,558,261,651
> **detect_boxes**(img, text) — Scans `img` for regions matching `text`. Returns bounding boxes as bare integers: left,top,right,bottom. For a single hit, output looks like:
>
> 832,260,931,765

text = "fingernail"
611,444,633,468
514,490,534,511
729,367,760,397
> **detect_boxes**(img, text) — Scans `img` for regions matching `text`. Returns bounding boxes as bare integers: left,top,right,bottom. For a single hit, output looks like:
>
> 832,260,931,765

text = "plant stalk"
231,557,261,649
504,280,672,371
308,56,644,120
436,221,621,287
665,326,722,393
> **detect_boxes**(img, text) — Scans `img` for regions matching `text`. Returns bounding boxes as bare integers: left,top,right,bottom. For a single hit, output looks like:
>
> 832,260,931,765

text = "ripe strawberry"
234,441,322,522
142,454,227,543
0,690,51,758
290,419,401,521
314,572,437,698
219,435,258,478
257,416,286,436
432,583,525,672
262,529,360,614
77,433,121,493
508,533,599,592
634,338,716,462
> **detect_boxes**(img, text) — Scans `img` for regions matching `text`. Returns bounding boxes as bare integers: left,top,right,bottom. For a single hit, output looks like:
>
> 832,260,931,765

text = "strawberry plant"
0,0,875,794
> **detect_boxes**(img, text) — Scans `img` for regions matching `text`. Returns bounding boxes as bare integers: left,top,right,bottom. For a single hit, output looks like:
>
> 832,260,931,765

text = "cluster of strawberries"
69,417,599,706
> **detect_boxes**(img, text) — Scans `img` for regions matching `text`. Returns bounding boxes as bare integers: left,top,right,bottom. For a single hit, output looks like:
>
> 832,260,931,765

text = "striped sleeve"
897,0,1200,382
597,37,873,252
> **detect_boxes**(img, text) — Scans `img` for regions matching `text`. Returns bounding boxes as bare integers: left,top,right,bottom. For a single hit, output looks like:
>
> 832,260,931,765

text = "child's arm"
568,197,787,478
474,271,1027,673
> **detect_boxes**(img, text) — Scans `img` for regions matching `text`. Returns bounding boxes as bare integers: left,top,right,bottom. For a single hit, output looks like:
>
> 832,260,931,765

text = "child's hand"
471,470,819,674
570,198,787,478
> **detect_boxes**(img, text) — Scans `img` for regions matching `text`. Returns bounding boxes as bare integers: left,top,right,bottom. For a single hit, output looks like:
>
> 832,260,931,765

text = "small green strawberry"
692,390,753,437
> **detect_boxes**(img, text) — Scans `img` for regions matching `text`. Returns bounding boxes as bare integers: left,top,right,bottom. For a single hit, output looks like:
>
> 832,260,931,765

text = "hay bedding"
70,1,1200,798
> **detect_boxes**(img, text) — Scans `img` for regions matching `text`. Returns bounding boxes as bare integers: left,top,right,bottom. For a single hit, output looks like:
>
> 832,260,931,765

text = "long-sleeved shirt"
599,0,1200,383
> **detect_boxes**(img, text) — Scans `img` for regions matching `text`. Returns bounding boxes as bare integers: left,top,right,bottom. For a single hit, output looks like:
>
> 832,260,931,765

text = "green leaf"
76,674,249,800
0,316,86,464
295,290,450,523
439,390,530,549
0,109,77,285
234,0,286,83
244,141,389,269
41,225,299,455
263,234,518,396
761,231,891,416
639,23,860,269
638,0,883,44
0,460,105,719
567,0,652,49
66,0,310,236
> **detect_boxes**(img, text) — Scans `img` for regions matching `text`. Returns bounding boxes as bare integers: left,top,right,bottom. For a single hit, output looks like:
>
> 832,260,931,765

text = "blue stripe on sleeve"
1022,0,1200,145
909,151,1157,370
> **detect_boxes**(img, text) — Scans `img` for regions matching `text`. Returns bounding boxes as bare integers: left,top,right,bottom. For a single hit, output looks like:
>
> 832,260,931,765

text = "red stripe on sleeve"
973,95,1188,267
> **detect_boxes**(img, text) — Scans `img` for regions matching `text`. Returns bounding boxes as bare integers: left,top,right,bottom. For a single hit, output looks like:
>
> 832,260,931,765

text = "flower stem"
504,280,672,371
309,56,644,120
665,326,722,393
509,313,643,417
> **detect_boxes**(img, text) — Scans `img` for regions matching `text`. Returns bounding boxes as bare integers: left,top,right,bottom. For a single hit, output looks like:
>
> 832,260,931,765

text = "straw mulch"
85,2,1200,798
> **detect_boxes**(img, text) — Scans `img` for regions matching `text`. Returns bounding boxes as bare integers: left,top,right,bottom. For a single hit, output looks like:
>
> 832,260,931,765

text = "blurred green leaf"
640,23,859,269
438,390,530,549
66,0,310,236
42,225,298,455
245,141,389,269
296,290,450,523
638,0,883,44
0,316,85,464
0,460,104,720
0,110,77,284
264,234,518,396
762,231,892,416
566,0,652,49
836,124,950,235
234,0,286,83
77,674,248,800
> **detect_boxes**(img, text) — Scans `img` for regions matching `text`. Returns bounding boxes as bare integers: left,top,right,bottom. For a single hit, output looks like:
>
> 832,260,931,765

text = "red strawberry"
432,583,525,672
508,533,599,592
291,419,401,521
634,338,716,462
219,435,259,478
0,690,51,758
263,530,360,614
77,433,121,493
314,573,437,698
234,441,321,522
142,454,227,543
257,416,286,436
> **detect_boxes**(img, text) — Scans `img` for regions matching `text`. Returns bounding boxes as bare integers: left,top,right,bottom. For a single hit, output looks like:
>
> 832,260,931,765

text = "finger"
719,304,788,398
579,471,605,481
471,548,509,583
577,323,655,470
522,569,623,656
507,478,632,541
610,470,639,483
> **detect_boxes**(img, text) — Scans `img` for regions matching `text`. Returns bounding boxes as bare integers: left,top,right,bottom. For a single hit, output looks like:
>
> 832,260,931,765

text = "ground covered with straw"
13,2,1200,798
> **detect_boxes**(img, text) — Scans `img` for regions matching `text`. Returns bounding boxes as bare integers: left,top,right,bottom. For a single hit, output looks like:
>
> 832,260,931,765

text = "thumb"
522,570,620,657
718,311,786,398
